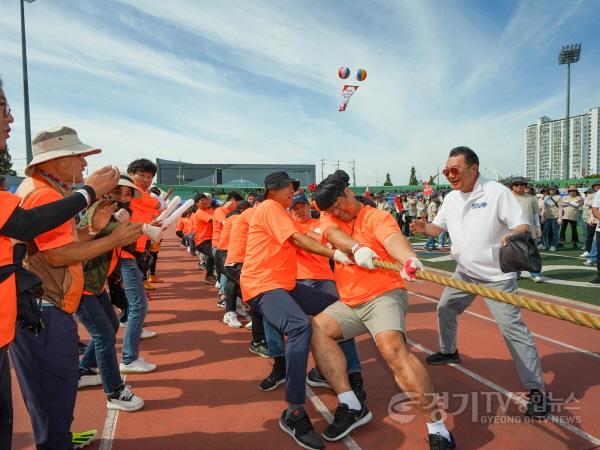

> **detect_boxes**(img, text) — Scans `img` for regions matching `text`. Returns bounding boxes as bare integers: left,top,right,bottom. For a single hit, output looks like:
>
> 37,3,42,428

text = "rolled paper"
143,224,163,242
155,196,181,223
161,199,194,230
113,208,130,224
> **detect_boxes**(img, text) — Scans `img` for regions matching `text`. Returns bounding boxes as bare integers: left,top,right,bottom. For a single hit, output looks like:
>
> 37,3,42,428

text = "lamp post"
558,44,581,179
20,0,36,165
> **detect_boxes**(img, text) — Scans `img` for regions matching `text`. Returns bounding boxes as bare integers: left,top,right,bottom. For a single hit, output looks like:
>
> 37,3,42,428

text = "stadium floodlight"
21,0,37,165
558,44,582,179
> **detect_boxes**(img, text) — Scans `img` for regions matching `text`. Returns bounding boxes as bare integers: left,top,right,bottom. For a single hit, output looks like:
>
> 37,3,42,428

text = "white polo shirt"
433,176,528,282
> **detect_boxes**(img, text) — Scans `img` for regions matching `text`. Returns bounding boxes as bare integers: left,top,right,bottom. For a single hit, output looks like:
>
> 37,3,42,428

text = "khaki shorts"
323,289,408,339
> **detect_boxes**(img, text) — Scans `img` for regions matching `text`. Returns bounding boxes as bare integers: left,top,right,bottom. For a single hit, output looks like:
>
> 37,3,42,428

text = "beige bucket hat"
25,126,101,176
117,175,142,199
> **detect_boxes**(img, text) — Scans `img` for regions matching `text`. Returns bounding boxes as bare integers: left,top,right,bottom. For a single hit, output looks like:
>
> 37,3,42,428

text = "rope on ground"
372,259,600,331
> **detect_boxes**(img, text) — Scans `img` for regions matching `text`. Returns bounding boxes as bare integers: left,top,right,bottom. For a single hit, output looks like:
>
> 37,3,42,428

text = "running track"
12,235,600,450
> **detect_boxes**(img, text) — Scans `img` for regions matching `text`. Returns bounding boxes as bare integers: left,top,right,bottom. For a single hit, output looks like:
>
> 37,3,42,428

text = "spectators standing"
559,185,582,249
542,184,561,251
416,195,427,220
11,126,141,449
589,185,600,285
406,193,417,233
510,176,543,282
424,198,439,251
582,184,599,258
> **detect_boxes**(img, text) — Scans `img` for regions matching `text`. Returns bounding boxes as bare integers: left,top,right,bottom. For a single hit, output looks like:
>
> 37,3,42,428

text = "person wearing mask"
542,184,561,251
559,186,582,249
510,176,543,282
76,175,145,412
12,126,142,450
0,81,121,449
411,146,548,421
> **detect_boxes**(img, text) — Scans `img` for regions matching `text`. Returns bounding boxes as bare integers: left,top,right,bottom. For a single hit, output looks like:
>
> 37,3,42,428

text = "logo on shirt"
471,202,488,209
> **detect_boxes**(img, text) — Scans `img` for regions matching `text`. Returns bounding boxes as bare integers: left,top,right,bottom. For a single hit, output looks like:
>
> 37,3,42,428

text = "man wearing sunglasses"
411,146,548,418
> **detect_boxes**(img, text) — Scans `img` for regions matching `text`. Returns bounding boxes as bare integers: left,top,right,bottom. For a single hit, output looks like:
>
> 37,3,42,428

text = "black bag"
499,231,542,273
107,266,128,310
0,244,45,335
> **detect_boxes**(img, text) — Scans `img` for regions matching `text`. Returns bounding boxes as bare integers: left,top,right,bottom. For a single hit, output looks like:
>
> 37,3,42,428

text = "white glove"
400,257,424,281
113,208,130,224
142,224,163,242
333,249,353,265
353,246,379,270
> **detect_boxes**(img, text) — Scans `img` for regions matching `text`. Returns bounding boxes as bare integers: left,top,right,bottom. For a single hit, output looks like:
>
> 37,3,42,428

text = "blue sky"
1,0,599,185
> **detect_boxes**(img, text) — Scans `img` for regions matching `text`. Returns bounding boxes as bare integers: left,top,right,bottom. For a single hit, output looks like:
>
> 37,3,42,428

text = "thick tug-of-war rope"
372,259,600,331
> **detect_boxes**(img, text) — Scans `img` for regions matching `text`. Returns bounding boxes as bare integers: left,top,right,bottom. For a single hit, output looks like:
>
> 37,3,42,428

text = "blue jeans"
212,247,227,295
11,306,78,450
542,218,559,248
264,279,362,374
77,292,123,395
121,258,148,364
439,231,450,247
589,237,598,261
425,236,438,249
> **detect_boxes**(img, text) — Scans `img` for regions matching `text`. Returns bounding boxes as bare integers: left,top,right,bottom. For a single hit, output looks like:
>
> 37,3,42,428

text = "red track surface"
12,236,600,450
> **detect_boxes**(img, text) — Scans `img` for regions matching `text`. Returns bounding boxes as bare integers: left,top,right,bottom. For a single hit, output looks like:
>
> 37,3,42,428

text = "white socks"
338,391,361,410
426,419,450,440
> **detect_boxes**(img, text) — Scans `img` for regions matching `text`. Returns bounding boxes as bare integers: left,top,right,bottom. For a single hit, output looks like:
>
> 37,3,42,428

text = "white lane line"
99,375,126,450
306,386,362,450
539,252,586,260
409,291,600,360
407,339,600,447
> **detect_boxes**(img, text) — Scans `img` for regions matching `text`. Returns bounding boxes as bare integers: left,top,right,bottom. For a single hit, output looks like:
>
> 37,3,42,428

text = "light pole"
558,44,581,179
20,0,36,165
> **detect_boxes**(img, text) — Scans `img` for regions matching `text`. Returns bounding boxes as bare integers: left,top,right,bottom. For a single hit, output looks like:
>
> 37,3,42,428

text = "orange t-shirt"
192,208,213,245
212,205,233,248
182,217,192,235
19,176,84,313
217,214,236,250
225,207,255,265
240,200,298,301
176,217,187,233
320,206,406,307
294,218,334,281
0,192,21,347
122,189,161,259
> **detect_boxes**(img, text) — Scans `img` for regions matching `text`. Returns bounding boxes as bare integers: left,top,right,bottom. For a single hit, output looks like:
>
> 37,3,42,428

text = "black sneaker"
348,372,367,403
587,277,600,286
524,389,549,418
259,367,286,391
249,340,270,358
425,350,461,365
216,298,226,308
428,432,456,449
322,403,372,442
279,408,324,450
306,368,331,389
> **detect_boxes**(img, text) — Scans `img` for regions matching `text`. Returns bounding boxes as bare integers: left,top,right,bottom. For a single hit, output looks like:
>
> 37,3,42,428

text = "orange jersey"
192,208,213,245
225,207,255,265
294,218,334,281
320,206,406,307
217,214,236,250
176,216,187,233
0,192,21,347
240,200,298,301
212,205,233,248
123,188,161,258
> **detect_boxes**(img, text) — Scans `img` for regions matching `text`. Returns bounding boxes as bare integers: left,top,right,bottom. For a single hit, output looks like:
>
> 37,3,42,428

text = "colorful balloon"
356,69,367,81
338,66,350,79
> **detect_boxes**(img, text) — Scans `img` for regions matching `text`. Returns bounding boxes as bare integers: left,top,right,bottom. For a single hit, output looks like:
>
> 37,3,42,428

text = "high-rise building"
525,107,600,180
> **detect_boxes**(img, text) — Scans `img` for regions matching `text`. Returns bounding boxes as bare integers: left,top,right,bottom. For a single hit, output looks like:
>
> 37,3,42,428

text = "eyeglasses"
2,102,10,118
442,164,472,179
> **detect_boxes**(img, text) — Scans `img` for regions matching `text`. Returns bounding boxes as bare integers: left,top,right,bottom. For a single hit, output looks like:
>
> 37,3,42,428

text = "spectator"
559,185,582,249
589,183,600,285
582,184,599,257
542,184,561,251
11,126,141,449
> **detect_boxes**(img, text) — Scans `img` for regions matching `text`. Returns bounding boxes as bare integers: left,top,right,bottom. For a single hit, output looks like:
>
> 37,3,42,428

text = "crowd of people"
2,74,600,450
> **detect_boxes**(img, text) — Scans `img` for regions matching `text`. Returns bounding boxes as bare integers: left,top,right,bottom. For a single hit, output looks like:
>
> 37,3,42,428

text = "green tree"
409,166,418,185
428,175,437,185
0,147,17,176
383,172,393,186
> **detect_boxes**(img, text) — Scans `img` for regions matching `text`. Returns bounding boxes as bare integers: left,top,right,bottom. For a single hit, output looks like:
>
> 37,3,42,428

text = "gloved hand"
400,257,424,281
113,208,130,224
333,249,353,265
353,245,379,270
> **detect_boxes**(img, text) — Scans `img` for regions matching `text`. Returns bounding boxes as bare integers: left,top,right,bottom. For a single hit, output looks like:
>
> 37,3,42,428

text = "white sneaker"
532,275,543,283
223,311,242,328
583,259,595,267
549,246,556,252
580,251,590,258
236,297,249,317
215,280,220,289
245,320,253,330
78,368,102,389
140,328,157,339
120,358,157,374
107,385,144,412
